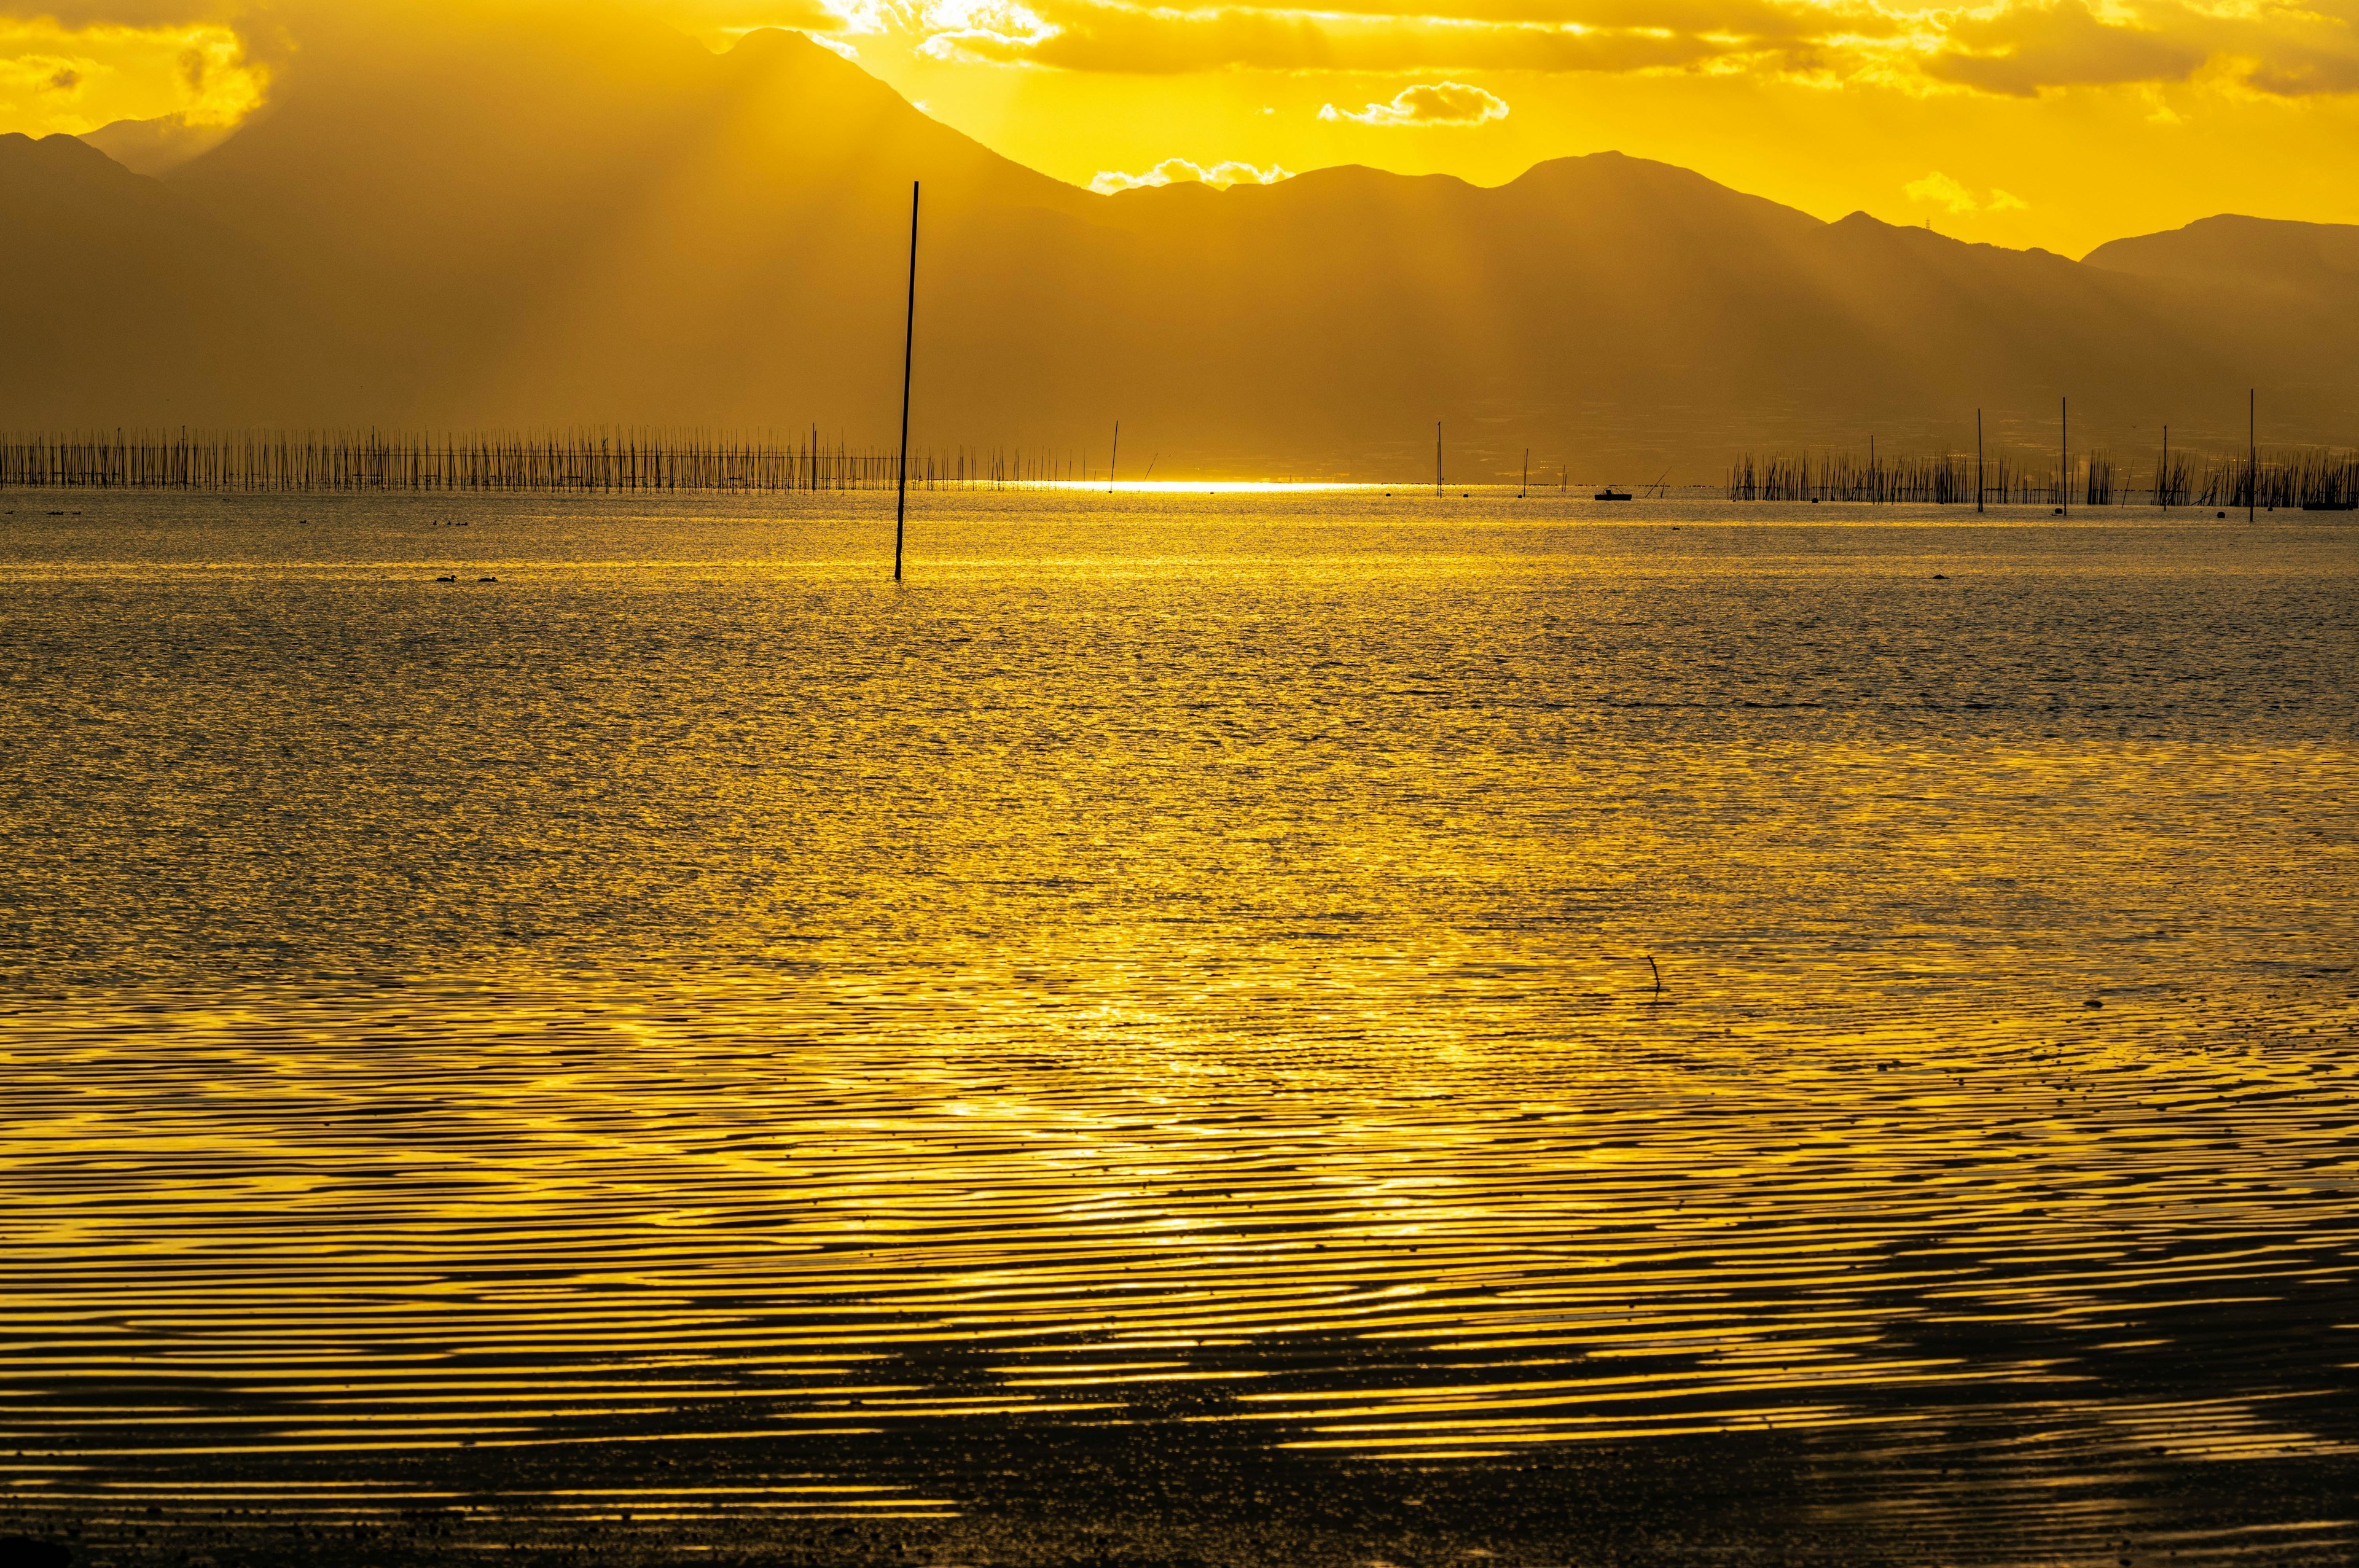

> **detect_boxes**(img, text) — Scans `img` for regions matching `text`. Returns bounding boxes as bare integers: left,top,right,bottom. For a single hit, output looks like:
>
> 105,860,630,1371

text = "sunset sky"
4,0,2355,257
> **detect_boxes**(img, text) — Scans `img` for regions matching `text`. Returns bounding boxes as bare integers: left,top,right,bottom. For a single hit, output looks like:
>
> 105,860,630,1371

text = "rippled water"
3,491,2355,1565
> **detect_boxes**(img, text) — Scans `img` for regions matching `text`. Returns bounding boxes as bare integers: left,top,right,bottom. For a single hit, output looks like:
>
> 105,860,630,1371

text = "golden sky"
4,0,2356,257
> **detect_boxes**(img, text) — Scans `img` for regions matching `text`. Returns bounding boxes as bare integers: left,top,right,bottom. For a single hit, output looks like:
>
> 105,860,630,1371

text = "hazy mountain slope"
78,115,235,177
2084,216,2359,307
1046,156,2339,470
0,133,318,427
162,10,1099,426
4,2,2350,475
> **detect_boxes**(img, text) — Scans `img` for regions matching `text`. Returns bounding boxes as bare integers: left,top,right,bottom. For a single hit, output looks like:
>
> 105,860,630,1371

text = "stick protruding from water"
895,181,919,584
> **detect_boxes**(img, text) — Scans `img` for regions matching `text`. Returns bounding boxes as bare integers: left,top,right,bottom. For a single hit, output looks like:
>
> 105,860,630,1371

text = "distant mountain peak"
79,114,236,177
2085,213,2359,301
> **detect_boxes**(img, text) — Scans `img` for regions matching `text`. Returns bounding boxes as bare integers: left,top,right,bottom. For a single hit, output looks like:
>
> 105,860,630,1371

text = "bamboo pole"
2061,396,2068,515
895,181,919,584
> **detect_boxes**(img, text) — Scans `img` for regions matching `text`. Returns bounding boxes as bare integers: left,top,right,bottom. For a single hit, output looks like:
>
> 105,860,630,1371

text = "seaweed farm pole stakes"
895,180,920,584
1436,422,1442,497
1976,409,1984,515
2249,388,2256,523
1109,419,1119,496
2061,396,2069,516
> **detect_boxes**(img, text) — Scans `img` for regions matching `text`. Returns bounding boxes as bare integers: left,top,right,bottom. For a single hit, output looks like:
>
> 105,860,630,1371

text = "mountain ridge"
6,16,2349,478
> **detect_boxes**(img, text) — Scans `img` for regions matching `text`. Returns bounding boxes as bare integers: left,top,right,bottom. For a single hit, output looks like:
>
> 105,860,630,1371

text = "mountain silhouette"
7,4,2352,478
78,114,235,177
2086,215,2359,311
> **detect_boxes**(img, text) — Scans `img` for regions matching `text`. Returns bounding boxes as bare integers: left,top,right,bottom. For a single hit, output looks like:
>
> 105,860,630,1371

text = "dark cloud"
26,1,250,22
1925,0,2205,95
2244,55,2359,95
922,0,1742,74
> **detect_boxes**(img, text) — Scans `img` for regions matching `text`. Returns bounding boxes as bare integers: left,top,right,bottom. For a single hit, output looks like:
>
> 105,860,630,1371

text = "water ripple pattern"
1,491,2353,1564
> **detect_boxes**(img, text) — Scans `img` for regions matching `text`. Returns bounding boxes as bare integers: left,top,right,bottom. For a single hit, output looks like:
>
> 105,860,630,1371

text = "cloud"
17,0,2359,133
0,10,269,130
1318,79,1508,124
910,0,1060,61
906,0,1745,73
1902,171,1979,214
21,1,246,21
879,0,2359,98
1090,155,1292,193
1904,171,2033,214
1925,0,2205,96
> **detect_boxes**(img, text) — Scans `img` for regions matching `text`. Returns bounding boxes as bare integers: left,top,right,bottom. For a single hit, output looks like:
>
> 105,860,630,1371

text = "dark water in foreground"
2,491,2355,1566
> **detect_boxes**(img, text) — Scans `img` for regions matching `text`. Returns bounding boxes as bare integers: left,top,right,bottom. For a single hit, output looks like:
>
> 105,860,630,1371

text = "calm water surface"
3,490,2355,1564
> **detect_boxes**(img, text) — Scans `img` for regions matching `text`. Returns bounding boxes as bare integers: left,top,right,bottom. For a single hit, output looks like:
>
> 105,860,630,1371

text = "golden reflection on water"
1,492,2355,1557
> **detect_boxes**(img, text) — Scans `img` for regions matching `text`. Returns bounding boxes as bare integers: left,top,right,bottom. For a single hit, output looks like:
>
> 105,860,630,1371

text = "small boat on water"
1594,488,1631,501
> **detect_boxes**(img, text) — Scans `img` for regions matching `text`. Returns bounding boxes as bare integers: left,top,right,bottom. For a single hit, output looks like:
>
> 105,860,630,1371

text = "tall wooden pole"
1436,422,1442,497
894,182,919,584
1976,410,1984,513
2249,388,2256,522
2060,396,2068,516
2161,424,2168,509
1109,420,1119,494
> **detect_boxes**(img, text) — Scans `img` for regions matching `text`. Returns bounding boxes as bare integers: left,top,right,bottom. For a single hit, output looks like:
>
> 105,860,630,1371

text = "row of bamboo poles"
1728,447,2359,509
0,431,1110,493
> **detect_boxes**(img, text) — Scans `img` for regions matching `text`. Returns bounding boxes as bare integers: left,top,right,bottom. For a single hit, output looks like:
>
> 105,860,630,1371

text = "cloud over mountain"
1320,80,1507,125
1090,154,1291,192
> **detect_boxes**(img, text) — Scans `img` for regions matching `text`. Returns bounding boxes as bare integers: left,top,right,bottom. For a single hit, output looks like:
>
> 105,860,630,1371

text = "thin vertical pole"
2249,388,2256,522
894,182,919,584
2060,396,2068,515
2161,424,2168,509
1976,409,1984,513
1109,420,1119,494
1436,422,1442,497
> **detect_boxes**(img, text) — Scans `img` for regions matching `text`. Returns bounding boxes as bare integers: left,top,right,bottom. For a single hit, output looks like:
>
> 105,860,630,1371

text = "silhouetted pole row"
1109,421,1119,494
0,432,1163,492
895,180,919,585
1724,440,2349,509
2060,397,2068,517
1976,409,1984,515
1435,422,1442,497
